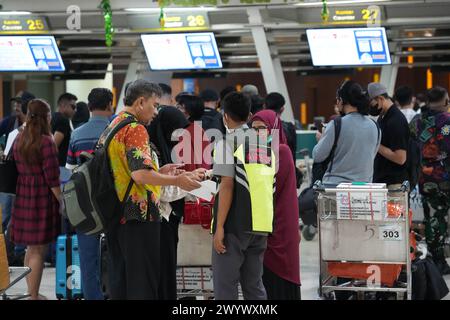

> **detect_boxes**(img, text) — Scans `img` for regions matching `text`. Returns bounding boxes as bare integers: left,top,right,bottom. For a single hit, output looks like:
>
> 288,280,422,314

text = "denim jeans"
0,192,13,231
76,230,104,300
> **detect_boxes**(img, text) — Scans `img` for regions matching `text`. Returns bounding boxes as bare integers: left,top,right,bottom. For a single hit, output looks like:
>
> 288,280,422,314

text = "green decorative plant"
158,0,166,28
321,0,329,23
99,0,114,47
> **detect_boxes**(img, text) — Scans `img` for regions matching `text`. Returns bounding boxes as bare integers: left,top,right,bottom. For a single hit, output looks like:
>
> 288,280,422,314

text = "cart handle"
298,148,310,157
312,180,410,193
388,181,410,193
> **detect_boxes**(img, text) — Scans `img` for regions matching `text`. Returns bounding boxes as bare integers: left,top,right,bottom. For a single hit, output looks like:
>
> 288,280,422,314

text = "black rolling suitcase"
99,234,110,299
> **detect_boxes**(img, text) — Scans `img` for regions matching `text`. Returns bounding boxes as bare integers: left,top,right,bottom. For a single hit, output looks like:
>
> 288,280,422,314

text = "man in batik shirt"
410,86,450,274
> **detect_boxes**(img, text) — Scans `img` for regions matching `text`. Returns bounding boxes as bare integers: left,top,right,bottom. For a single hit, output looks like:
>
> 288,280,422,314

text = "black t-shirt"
282,120,297,161
373,105,409,185
51,112,72,166
201,108,225,138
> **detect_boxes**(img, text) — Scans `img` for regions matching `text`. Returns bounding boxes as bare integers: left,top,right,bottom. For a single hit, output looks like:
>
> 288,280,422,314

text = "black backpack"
63,118,135,236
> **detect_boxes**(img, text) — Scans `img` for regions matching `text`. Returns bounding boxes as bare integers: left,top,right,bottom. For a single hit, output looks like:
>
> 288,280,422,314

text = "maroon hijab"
250,110,287,145
251,110,300,285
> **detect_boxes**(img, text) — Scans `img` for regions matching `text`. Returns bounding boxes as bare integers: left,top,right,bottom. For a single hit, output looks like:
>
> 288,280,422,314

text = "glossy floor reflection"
4,236,450,300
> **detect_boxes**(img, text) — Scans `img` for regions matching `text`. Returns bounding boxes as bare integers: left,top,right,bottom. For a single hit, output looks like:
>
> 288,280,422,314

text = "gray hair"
124,80,162,106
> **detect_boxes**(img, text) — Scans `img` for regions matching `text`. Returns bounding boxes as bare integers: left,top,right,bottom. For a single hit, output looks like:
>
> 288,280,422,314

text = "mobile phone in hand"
314,119,324,132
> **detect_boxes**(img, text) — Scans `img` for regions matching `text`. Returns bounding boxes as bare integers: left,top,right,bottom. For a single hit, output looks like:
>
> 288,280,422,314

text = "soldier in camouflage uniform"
410,86,450,274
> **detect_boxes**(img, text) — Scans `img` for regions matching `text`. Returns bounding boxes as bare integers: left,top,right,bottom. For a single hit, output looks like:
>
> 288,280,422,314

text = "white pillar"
380,41,400,96
116,53,173,114
247,7,295,123
116,53,141,114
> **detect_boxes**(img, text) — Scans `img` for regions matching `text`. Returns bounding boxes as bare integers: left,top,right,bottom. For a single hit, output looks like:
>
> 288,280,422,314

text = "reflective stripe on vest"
233,144,276,233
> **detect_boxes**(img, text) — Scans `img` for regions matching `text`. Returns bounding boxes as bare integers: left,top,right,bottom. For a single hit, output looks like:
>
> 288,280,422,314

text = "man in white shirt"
394,85,418,123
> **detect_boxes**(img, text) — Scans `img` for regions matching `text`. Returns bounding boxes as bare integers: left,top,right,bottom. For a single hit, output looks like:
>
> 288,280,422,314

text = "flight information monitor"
141,32,222,70
0,36,65,72
306,27,391,67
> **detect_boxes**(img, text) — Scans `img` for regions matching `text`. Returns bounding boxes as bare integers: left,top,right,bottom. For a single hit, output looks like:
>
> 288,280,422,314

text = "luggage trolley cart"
316,181,412,300
176,223,214,300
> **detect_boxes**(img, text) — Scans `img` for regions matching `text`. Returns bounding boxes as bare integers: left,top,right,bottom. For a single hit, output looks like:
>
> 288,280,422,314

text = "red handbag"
184,198,214,230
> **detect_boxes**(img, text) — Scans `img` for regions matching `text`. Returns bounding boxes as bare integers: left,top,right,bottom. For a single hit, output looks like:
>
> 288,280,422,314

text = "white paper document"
4,128,19,156
187,180,217,202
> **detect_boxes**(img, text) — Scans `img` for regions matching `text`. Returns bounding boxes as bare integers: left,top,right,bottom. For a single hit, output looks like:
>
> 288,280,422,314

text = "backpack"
62,118,135,236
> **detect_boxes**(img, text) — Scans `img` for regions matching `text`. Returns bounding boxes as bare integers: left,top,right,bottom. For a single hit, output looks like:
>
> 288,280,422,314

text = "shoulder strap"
370,118,381,144
122,179,134,206
103,117,135,150
327,116,342,173
101,116,137,205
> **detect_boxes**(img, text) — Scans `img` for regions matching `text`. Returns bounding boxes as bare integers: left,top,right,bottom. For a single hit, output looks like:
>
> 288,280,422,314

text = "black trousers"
158,214,181,300
106,220,161,300
262,265,301,300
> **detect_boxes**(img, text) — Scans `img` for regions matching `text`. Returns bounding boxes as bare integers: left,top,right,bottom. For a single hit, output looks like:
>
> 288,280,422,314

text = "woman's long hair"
17,99,52,164
337,80,370,115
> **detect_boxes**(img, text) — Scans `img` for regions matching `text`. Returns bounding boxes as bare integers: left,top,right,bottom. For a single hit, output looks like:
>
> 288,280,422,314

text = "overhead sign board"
155,0,299,6
129,12,210,32
298,6,384,26
0,16,49,34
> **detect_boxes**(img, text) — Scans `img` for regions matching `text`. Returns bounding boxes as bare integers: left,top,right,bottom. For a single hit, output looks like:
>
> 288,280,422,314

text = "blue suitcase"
55,234,83,300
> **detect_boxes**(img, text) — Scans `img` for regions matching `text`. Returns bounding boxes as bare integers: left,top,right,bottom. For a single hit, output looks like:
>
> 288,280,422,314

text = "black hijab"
147,106,189,166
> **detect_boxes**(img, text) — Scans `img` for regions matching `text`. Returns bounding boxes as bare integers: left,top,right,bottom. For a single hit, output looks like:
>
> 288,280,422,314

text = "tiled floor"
3,236,450,300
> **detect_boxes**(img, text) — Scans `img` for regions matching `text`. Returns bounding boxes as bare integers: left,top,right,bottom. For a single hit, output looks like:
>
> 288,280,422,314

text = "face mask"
336,98,346,117
369,104,382,117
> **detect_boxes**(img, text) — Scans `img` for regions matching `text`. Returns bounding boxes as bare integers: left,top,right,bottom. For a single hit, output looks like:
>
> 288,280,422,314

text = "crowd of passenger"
0,78,449,300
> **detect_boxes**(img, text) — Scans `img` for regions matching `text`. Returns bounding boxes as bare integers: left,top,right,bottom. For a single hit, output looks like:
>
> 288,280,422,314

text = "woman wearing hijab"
147,106,208,299
250,110,301,300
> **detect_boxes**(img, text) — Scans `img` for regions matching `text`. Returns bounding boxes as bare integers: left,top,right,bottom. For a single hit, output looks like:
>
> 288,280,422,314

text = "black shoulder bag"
0,143,18,194
298,117,342,226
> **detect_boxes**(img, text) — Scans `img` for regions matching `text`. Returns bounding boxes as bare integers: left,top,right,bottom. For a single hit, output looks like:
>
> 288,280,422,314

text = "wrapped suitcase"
99,233,109,299
55,234,83,300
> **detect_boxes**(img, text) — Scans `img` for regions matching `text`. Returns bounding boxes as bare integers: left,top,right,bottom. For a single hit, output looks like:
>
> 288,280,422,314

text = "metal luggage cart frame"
176,265,214,300
316,181,412,300
0,267,32,300
176,224,214,300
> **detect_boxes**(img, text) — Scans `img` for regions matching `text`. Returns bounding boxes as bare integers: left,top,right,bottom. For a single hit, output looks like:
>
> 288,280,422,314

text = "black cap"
200,89,219,102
